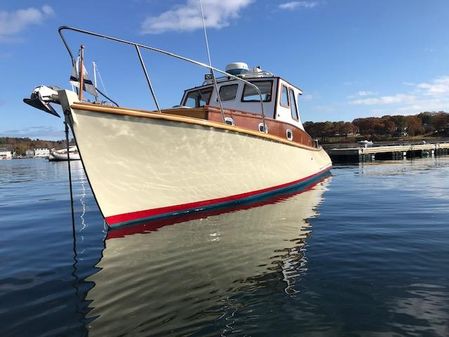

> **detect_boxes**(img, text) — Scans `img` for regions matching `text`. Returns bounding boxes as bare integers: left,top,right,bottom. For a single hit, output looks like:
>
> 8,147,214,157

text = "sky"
1,0,449,140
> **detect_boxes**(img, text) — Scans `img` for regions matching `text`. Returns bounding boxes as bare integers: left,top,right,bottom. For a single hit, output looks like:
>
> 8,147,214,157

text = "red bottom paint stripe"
105,167,331,226
107,176,330,239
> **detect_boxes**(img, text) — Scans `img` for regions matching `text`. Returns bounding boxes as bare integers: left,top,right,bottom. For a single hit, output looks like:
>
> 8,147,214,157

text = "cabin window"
289,89,299,121
183,87,213,107
218,84,238,101
297,93,301,110
280,85,289,107
242,81,272,102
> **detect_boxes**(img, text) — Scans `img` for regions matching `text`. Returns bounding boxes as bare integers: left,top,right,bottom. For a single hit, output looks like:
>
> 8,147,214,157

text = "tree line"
0,137,66,156
304,111,449,142
2,111,449,153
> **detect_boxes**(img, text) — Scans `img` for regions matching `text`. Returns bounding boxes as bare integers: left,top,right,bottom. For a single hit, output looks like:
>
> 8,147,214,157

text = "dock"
328,142,449,162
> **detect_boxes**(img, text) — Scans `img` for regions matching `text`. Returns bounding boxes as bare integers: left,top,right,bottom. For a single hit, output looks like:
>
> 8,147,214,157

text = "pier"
328,142,449,162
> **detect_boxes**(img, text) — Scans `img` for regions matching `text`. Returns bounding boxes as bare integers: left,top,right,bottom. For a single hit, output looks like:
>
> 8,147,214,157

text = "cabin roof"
185,76,303,94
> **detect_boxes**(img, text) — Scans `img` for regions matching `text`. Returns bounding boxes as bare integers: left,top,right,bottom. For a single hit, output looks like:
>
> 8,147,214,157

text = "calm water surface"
1,158,449,336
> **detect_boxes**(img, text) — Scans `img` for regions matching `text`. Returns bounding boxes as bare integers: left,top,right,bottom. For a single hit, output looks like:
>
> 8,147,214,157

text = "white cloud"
357,90,376,97
395,98,449,114
141,0,253,34
279,1,318,10
349,75,449,114
41,5,54,16
346,90,378,100
416,76,449,96
351,94,416,106
0,5,54,41
0,126,64,140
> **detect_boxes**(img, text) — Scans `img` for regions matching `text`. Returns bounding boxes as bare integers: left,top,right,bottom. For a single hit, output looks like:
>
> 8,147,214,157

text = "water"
1,158,449,336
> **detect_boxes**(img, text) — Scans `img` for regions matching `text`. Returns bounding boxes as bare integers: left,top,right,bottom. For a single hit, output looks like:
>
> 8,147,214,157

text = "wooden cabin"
172,62,315,148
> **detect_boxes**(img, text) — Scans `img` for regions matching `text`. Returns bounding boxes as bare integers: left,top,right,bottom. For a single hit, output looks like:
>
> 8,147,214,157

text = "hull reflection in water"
86,178,329,336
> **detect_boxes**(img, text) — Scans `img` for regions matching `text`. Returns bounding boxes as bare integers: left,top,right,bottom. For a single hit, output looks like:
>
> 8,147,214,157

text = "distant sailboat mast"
93,61,98,102
92,61,111,103
69,46,98,100
93,61,98,88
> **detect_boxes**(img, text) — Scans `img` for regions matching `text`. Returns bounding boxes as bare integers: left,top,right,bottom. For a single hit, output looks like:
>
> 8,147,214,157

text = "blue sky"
1,0,449,139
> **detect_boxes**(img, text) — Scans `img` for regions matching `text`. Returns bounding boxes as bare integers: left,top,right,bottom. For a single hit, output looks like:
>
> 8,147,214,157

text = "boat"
23,26,332,230
48,146,81,161
358,140,373,148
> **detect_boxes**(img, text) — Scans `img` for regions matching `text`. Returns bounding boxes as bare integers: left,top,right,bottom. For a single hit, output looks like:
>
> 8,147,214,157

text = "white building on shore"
34,148,50,158
0,149,12,160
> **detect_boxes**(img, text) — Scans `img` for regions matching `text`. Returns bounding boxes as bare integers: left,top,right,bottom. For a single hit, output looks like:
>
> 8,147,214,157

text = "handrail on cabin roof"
57,26,267,130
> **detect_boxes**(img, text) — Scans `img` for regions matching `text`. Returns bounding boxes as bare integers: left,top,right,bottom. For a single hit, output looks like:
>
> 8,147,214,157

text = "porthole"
224,117,234,126
258,123,268,133
286,129,293,141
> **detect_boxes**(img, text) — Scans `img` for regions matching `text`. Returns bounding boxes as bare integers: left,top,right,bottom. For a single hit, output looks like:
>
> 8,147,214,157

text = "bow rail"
58,26,268,130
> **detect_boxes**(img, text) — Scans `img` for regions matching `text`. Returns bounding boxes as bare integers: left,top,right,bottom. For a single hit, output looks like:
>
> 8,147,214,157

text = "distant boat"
48,146,80,161
358,140,373,148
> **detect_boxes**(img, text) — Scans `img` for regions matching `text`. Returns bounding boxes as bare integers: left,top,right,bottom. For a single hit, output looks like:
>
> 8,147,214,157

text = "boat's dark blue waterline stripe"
106,167,332,230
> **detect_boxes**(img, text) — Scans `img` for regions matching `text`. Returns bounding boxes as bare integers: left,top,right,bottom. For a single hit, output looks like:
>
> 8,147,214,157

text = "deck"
328,142,449,162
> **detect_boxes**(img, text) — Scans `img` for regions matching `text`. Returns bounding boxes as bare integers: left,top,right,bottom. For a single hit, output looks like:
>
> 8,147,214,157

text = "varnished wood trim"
159,107,207,119
206,106,314,148
71,102,321,151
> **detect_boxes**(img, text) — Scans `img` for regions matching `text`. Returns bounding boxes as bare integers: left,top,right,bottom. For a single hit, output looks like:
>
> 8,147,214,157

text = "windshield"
183,87,213,107
242,80,273,102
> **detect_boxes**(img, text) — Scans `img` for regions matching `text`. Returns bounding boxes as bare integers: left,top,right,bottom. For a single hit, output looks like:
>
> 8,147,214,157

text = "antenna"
199,0,212,70
199,0,225,122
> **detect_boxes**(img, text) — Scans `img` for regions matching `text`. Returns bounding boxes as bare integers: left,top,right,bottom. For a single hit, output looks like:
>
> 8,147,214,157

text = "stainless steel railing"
58,26,268,131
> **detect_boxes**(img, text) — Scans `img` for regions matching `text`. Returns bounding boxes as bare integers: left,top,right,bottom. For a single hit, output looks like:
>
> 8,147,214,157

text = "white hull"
49,150,80,161
22,27,334,230
61,92,331,227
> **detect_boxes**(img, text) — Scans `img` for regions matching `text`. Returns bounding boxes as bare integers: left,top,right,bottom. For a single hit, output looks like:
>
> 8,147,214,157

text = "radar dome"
225,62,249,76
